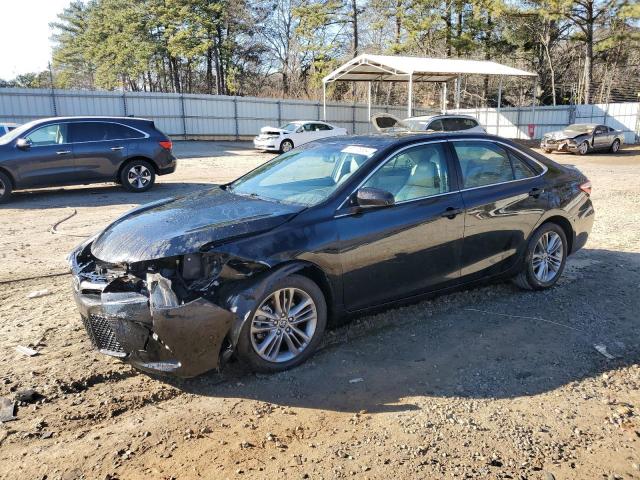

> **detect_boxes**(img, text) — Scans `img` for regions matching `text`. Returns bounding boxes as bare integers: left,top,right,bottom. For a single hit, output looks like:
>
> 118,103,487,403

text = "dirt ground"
0,141,639,480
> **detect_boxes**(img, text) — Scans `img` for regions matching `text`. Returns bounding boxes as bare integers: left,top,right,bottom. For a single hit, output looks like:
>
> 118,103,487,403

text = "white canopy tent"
322,54,538,124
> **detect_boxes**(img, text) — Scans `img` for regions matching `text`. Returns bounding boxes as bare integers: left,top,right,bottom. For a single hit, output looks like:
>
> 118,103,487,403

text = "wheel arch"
0,166,15,188
540,215,574,254
116,156,158,181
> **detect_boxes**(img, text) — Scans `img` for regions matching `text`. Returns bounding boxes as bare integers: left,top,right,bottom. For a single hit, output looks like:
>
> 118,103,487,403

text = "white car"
372,113,486,134
254,121,348,153
0,123,18,136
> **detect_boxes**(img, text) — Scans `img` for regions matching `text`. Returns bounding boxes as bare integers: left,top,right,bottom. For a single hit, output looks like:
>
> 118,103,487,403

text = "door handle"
441,207,463,219
528,187,544,197
111,146,124,151
56,150,71,155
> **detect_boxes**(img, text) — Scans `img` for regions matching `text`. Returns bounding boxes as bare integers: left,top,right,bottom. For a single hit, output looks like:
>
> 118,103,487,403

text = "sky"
0,0,73,80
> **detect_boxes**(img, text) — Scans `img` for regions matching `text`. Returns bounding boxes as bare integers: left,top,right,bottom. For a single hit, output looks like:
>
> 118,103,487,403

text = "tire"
543,148,552,154
610,139,620,153
280,139,294,153
236,274,327,373
0,171,12,204
120,159,156,192
577,141,589,155
513,223,568,291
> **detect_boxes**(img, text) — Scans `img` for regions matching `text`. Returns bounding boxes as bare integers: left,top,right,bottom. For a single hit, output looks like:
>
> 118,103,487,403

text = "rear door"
69,122,131,181
15,122,75,187
450,139,548,280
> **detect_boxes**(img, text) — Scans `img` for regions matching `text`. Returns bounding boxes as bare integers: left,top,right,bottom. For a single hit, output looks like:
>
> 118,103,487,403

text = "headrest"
406,160,438,188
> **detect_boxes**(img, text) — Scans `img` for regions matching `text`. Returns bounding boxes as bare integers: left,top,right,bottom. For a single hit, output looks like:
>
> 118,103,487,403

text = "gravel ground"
0,142,638,480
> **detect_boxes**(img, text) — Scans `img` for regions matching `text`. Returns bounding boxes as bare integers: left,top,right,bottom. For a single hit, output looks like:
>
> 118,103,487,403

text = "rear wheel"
577,141,589,155
513,223,568,290
236,274,326,372
0,171,12,204
280,139,294,153
120,159,156,192
543,148,552,154
610,139,620,153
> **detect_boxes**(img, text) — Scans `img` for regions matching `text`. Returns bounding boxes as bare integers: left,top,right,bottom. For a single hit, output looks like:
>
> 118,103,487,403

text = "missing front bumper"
72,282,234,378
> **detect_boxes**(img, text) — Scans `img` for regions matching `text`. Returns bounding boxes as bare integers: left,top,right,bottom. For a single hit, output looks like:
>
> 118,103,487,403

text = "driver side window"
363,143,450,202
26,124,68,146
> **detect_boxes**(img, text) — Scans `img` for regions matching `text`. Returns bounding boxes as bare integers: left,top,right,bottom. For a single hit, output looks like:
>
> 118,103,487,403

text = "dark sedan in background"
541,123,624,155
0,116,176,203
70,132,594,377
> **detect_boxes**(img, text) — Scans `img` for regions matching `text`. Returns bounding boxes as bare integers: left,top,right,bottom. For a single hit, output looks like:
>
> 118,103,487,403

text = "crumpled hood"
260,126,286,135
91,187,303,263
545,129,585,140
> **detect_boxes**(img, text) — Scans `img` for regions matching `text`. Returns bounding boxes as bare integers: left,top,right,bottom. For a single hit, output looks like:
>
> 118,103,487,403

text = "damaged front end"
69,239,272,377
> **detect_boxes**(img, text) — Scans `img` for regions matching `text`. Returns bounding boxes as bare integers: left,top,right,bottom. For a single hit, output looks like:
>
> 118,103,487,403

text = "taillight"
579,180,592,195
159,140,172,150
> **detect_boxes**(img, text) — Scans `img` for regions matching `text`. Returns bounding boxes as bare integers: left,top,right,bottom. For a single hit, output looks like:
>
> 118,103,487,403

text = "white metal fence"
0,88,638,143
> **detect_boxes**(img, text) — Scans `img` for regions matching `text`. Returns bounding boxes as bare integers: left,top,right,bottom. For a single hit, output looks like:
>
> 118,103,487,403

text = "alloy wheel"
250,288,317,363
579,142,588,155
532,231,564,283
281,141,293,152
0,178,5,197
127,165,151,190
612,140,620,152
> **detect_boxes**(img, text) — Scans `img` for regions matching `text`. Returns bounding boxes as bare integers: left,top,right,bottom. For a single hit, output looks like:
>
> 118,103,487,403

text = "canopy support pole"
407,74,413,117
443,82,448,113
496,76,503,135
323,81,327,121
455,75,461,111
531,79,537,140
367,81,372,131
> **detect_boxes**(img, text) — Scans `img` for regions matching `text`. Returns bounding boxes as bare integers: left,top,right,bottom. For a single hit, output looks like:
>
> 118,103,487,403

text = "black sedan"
0,116,177,203
69,133,594,377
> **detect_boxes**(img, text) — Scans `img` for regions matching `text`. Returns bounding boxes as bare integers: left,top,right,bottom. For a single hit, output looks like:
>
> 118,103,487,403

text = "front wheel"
0,171,13,204
610,139,620,153
280,139,294,153
577,141,589,155
120,159,156,192
236,274,327,372
513,223,568,290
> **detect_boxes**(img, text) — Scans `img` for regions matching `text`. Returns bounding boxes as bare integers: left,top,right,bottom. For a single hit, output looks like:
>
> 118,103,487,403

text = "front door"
69,122,130,181
14,123,75,187
336,142,465,311
592,125,611,150
450,140,548,280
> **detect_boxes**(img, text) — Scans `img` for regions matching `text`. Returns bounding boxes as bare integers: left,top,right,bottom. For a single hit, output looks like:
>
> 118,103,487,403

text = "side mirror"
16,138,30,150
296,127,304,133
356,187,394,209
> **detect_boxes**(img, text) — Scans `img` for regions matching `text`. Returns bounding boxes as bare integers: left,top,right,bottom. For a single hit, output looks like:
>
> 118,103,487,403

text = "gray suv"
0,116,177,203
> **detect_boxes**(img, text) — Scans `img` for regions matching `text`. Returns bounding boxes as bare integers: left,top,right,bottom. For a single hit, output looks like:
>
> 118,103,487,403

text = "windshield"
0,119,40,144
280,123,300,132
565,124,595,134
228,142,377,206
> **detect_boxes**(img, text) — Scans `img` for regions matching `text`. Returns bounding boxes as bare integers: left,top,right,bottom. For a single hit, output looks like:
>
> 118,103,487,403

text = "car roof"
406,114,478,121
27,116,153,124
287,120,329,124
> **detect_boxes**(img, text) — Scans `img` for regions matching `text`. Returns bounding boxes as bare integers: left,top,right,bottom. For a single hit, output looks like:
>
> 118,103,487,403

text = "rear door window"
314,123,332,131
71,122,144,142
453,141,515,188
26,123,68,146
441,118,462,131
